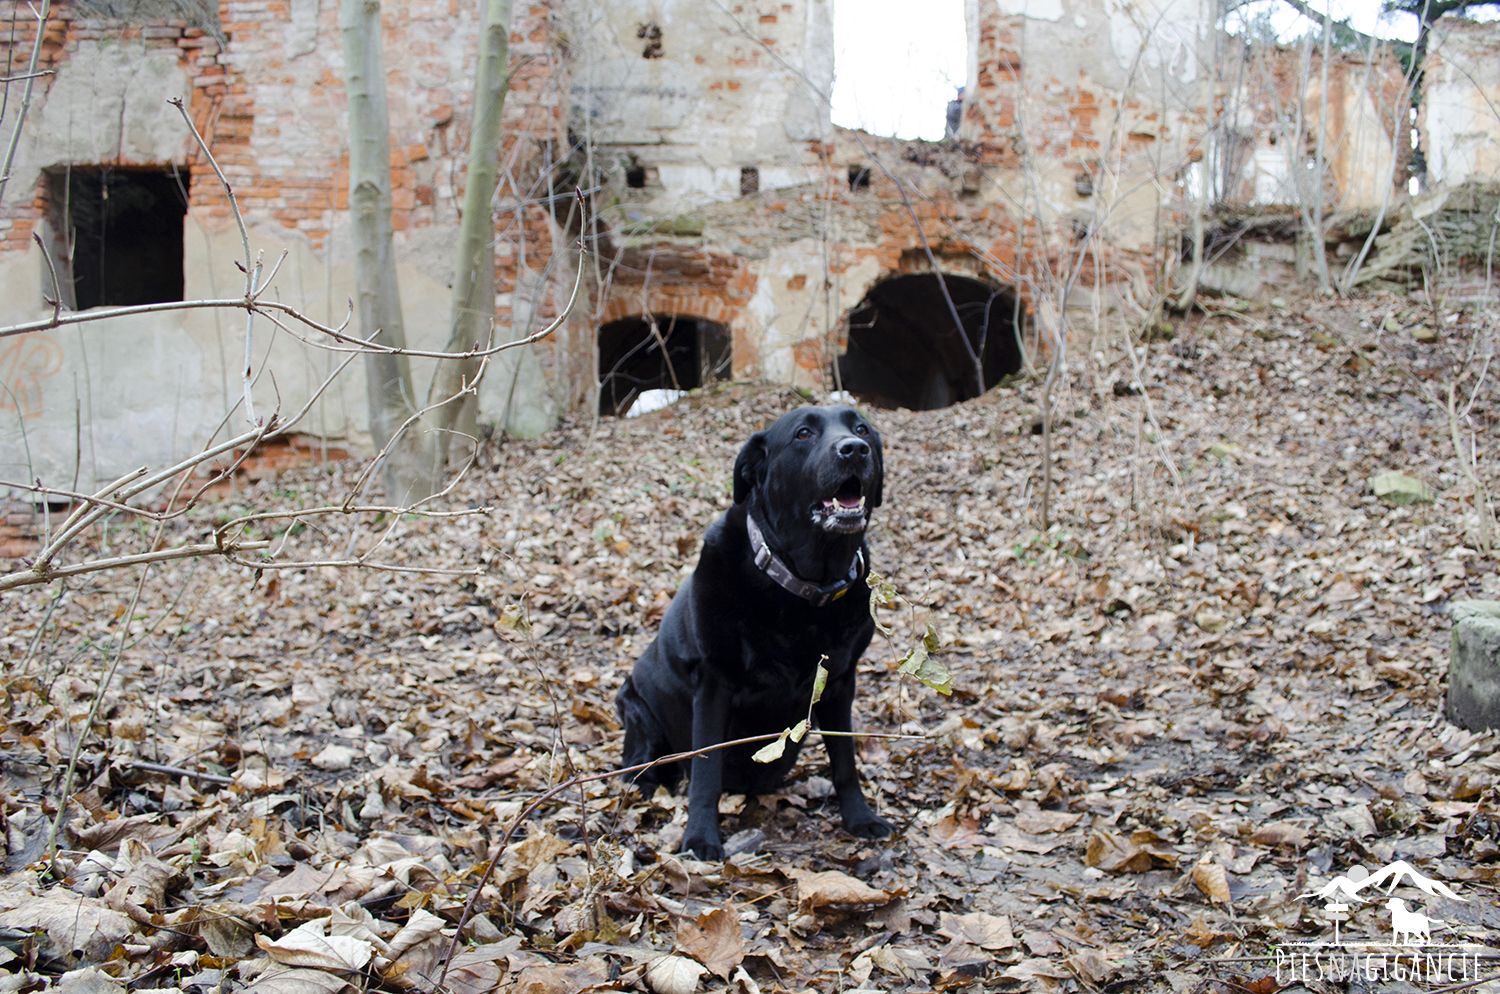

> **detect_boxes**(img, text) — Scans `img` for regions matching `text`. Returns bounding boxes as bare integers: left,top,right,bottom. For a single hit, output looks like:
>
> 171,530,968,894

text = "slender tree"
433,0,512,471
341,0,437,501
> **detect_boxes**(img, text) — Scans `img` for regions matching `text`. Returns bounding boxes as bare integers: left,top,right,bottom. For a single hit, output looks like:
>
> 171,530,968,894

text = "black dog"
616,405,895,859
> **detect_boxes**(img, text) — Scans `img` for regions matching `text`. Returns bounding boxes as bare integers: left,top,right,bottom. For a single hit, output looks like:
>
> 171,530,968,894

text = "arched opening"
598,314,733,416
835,273,1022,411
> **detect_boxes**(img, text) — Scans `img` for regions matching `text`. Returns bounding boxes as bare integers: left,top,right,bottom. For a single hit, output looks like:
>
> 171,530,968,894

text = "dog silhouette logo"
1384,897,1449,946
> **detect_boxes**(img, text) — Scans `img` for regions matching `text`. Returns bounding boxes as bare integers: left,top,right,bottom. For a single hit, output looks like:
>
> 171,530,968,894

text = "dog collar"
745,513,865,608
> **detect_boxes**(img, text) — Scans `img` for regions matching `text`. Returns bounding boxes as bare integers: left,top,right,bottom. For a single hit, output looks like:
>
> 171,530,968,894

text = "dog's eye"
795,426,812,439
854,424,869,436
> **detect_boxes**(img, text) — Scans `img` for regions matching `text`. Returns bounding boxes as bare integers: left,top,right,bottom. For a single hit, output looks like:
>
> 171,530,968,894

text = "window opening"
598,314,733,416
625,164,647,188
45,166,186,310
637,21,663,58
740,167,759,197
847,166,871,190
836,273,1021,411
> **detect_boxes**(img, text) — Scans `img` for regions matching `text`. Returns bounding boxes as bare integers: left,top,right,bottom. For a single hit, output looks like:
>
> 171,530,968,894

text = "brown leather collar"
745,513,864,607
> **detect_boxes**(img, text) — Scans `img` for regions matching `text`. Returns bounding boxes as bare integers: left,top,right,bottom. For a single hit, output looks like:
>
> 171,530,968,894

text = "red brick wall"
0,0,569,321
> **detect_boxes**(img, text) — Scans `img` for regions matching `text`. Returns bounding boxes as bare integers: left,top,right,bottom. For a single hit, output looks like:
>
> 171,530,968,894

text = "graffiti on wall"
0,334,64,420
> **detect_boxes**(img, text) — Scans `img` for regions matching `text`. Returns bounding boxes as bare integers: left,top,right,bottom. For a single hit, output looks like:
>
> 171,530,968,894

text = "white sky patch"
1224,0,1420,42
831,0,967,141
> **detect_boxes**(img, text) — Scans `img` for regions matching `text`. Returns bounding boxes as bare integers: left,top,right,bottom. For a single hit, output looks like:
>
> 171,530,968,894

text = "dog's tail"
617,676,681,791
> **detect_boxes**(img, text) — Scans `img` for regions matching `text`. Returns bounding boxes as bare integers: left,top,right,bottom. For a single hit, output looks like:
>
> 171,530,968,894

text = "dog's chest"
735,607,864,686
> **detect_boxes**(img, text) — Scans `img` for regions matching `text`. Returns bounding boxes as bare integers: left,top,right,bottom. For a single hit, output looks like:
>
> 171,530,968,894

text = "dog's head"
733,405,883,535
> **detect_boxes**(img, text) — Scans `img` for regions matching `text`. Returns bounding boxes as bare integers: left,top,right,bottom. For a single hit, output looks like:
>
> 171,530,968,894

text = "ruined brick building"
0,0,1496,494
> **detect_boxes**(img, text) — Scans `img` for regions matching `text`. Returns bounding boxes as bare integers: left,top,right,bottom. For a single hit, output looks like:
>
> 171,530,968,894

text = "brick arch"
600,291,738,328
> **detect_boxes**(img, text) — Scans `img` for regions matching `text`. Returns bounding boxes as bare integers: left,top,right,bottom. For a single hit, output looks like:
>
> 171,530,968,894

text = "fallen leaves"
786,869,890,910
674,907,744,979
644,954,707,994
937,911,1015,950
3,293,1499,994
257,919,374,971
1191,861,1232,904
1085,830,1179,874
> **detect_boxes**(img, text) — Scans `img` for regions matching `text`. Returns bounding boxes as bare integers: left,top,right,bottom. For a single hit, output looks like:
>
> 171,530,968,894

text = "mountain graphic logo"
1297,859,1464,903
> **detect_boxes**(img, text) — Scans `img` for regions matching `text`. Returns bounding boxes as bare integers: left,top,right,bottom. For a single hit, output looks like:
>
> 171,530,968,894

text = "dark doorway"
598,314,733,416
48,167,187,310
836,273,1021,410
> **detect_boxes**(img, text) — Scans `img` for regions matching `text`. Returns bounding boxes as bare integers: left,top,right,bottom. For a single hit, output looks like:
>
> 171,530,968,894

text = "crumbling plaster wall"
1213,46,1406,212
0,1,573,492
563,0,833,205
962,0,1215,245
569,0,1219,394
1420,17,1500,189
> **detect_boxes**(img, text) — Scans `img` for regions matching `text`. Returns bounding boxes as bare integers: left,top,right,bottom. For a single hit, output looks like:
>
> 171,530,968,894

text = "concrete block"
1372,471,1434,505
1447,600,1500,731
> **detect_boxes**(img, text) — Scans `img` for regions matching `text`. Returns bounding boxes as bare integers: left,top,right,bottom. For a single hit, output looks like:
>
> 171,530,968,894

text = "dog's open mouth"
812,476,868,532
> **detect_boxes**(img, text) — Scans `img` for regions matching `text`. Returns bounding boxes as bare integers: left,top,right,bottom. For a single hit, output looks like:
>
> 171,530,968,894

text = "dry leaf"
1067,947,1118,984
929,814,987,849
937,912,1015,950
786,868,890,909
994,823,1067,854
101,838,180,924
1192,862,1232,904
513,959,609,994
239,967,355,994
257,918,374,971
1022,930,1062,956
0,894,133,965
1014,800,1082,834
644,954,707,994
1249,821,1309,848
441,944,513,994
1085,831,1154,874
995,758,1032,790
867,946,931,978
675,907,745,979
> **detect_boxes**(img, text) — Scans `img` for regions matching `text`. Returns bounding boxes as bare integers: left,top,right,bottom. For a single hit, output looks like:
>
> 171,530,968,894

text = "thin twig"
129,761,235,785
0,0,51,206
168,96,259,422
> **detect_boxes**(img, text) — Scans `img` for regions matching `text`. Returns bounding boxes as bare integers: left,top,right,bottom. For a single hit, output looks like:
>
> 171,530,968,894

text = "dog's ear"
869,433,884,508
733,432,768,504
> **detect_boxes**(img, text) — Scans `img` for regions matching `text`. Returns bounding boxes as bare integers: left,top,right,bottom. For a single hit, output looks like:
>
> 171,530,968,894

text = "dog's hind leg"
617,676,681,792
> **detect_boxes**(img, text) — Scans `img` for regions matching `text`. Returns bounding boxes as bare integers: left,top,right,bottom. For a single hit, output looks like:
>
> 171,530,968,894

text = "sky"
829,0,967,142
828,0,1453,142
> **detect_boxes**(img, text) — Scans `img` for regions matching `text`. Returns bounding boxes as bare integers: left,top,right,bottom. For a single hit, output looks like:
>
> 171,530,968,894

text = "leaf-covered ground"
2,289,1499,994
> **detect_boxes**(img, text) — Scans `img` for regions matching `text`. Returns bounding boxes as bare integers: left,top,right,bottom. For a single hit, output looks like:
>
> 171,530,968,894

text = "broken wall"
565,0,1219,404
0,0,572,492
1420,17,1500,189
1211,45,1407,212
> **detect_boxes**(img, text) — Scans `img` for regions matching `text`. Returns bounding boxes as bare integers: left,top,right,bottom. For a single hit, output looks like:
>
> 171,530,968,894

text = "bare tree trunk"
1175,159,1210,311
1309,5,1334,292
340,0,436,502
433,0,512,471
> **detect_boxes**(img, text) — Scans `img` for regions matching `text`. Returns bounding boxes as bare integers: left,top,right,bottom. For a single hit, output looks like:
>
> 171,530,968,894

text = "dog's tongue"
836,495,862,508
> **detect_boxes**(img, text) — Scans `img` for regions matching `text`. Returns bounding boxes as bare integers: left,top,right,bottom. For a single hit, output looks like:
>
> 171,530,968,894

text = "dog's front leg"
815,688,895,839
681,677,730,860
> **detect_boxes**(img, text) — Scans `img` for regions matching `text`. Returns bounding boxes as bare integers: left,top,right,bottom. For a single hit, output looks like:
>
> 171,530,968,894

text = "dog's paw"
843,812,896,840
679,834,725,861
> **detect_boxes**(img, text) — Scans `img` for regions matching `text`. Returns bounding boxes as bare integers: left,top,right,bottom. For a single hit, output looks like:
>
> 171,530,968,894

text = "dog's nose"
837,437,870,459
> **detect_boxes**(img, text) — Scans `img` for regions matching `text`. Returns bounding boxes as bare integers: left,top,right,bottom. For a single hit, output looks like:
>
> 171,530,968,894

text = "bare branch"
0,539,272,592
0,0,51,206
0,296,353,342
